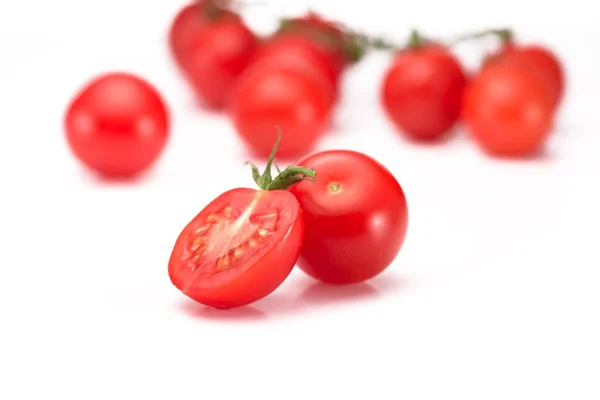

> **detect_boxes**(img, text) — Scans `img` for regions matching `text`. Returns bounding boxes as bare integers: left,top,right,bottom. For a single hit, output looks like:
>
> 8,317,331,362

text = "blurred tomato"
230,64,332,159
382,44,467,141
485,43,564,110
65,73,169,178
251,34,340,105
463,59,554,157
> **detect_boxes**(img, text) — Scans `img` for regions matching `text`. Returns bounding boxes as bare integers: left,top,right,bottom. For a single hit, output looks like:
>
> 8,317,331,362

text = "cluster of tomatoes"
62,0,564,310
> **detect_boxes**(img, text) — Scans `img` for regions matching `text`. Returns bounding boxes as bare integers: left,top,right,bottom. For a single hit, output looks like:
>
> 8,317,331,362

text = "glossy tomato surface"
169,188,303,309
487,44,564,109
382,45,467,141
180,15,257,109
463,60,554,157
289,150,409,284
251,34,340,105
64,73,169,178
230,65,332,159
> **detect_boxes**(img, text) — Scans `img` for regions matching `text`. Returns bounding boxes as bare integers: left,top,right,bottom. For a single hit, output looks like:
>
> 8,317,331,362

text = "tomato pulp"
64,73,169,178
463,60,554,157
289,150,409,284
169,132,316,309
382,44,467,142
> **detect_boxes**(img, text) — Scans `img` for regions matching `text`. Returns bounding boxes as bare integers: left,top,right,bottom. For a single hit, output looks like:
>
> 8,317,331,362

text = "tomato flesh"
169,188,303,309
289,151,409,284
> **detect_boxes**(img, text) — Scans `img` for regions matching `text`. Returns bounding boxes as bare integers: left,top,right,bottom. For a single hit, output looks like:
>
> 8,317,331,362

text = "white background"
1,0,599,398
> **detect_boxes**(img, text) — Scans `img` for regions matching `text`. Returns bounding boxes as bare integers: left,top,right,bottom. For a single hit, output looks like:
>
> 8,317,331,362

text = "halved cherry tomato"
230,64,333,159
169,133,315,309
485,43,564,110
64,72,169,178
179,13,257,109
381,44,467,142
463,59,554,157
289,150,409,284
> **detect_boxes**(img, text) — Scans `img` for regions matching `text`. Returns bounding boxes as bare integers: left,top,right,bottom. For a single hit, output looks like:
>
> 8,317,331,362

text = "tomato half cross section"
168,130,315,309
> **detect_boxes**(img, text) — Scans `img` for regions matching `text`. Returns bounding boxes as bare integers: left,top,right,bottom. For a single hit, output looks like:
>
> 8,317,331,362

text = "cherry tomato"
277,12,349,76
463,60,554,157
382,44,467,142
289,150,409,284
230,64,332,159
486,43,564,109
180,14,257,109
251,34,340,104
64,73,169,178
168,135,315,309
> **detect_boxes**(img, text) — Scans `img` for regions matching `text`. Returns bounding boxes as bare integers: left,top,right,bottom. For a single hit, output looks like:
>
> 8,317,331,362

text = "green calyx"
245,127,316,191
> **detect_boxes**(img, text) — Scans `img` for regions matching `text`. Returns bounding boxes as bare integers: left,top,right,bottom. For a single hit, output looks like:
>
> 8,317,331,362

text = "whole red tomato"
289,150,409,284
382,44,467,142
486,43,564,110
169,134,314,309
230,64,333,159
251,34,340,105
276,12,350,76
64,73,169,178
179,14,257,109
463,60,554,157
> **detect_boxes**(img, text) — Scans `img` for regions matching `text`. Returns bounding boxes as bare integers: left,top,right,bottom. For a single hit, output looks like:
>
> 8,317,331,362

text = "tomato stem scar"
328,182,342,193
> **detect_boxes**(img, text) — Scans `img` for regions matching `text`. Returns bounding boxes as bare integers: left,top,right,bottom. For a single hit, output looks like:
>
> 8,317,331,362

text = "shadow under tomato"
179,298,269,321
485,145,555,164
79,167,155,186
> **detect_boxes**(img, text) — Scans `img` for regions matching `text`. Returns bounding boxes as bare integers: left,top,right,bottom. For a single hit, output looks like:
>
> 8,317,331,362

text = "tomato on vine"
289,150,408,284
230,63,333,159
381,31,467,142
64,73,169,178
169,0,257,109
463,59,554,157
169,131,315,309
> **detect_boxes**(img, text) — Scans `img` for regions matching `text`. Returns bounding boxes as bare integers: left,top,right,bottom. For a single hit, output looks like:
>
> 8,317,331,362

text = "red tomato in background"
64,73,169,178
180,15,258,109
277,12,349,77
463,60,554,157
251,34,340,105
230,65,333,159
169,188,303,309
485,43,564,110
289,150,409,284
382,45,467,142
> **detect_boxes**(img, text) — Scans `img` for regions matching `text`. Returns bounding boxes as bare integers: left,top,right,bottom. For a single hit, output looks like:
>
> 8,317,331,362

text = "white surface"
1,0,599,399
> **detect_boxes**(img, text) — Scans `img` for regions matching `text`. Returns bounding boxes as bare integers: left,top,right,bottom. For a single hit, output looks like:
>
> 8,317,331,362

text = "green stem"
245,127,316,191
450,28,514,46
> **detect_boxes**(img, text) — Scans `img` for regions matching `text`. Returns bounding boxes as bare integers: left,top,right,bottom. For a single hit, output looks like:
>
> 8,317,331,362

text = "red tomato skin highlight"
289,151,409,284
169,188,304,309
463,60,554,157
382,45,467,141
485,44,564,110
180,16,258,109
251,34,340,105
64,73,169,178
230,65,332,159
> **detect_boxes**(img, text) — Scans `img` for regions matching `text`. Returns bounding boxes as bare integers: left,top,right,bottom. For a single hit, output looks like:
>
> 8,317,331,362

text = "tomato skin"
230,65,332,159
251,34,340,105
485,44,564,109
289,151,408,284
64,73,169,178
382,45,467,141
463,60,554,157
169,188,303,309
180,15,258,109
